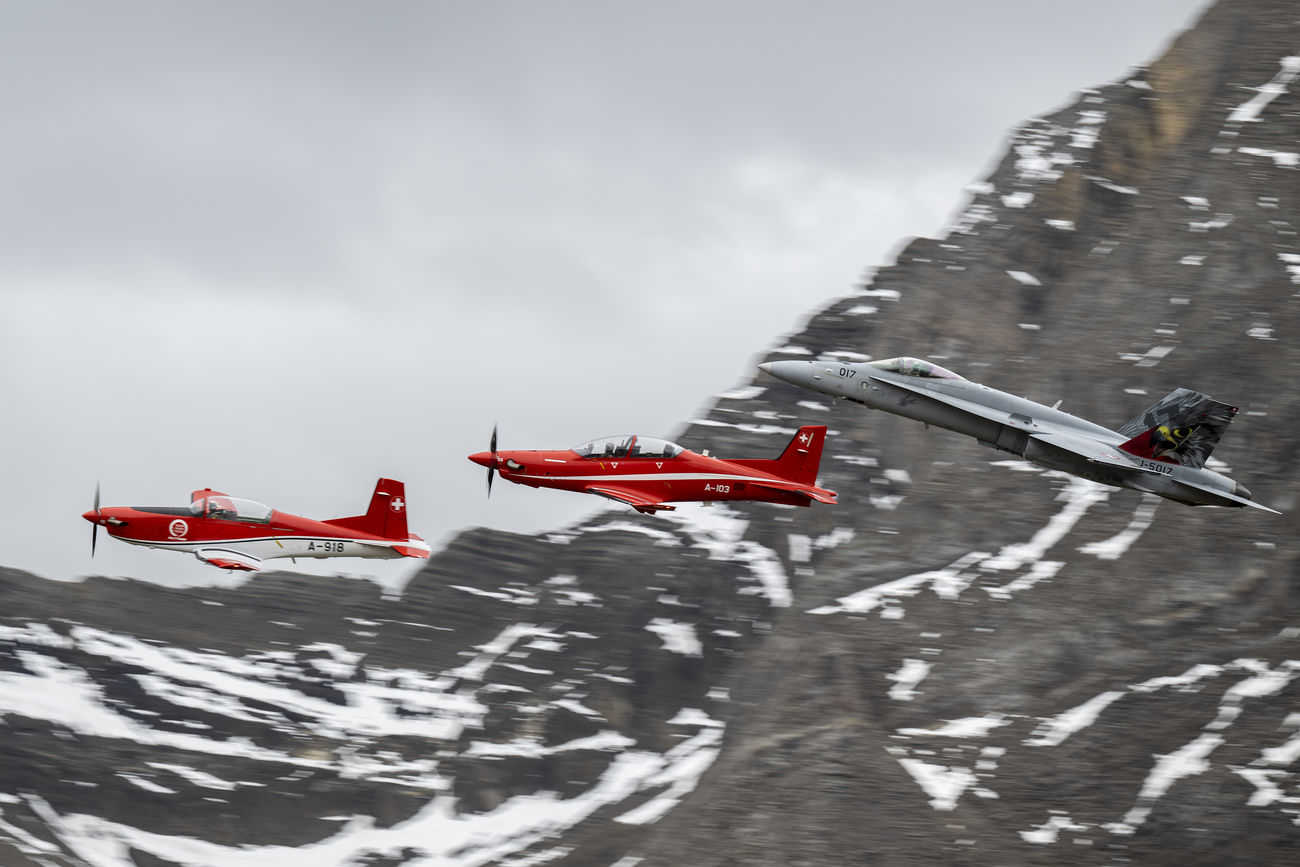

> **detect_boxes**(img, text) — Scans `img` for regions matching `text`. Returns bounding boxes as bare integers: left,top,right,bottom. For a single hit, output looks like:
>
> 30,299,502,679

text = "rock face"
4,1,1300,864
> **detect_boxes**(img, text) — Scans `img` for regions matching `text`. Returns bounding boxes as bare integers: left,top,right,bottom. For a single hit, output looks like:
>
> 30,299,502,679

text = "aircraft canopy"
866,356,967,381
573,435,684,459
189,496,273,523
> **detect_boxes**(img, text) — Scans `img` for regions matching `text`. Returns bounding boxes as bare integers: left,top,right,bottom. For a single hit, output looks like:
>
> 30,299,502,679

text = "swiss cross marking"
799,432,811,445
390,497,406,513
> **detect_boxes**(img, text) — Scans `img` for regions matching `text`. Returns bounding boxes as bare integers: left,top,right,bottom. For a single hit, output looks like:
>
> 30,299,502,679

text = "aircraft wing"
746,479,838,505
584,485,676,513
1027,430,1156,473
880,377,1146,466
195,548,263,572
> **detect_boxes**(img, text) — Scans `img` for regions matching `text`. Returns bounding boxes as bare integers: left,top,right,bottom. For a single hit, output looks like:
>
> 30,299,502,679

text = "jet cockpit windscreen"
866,357,967,381
573,435,683,459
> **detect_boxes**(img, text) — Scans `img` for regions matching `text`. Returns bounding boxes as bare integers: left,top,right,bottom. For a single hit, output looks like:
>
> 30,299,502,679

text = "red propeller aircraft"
468,426,837,513
82,479,431,572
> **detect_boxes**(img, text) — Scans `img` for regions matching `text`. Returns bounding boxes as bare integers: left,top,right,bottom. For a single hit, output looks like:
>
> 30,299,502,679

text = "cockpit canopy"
572,435,684,459
189,496,273,523
866,356,966,381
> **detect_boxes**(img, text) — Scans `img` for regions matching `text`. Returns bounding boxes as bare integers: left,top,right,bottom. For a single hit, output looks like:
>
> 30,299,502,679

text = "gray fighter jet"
759,356,1277,513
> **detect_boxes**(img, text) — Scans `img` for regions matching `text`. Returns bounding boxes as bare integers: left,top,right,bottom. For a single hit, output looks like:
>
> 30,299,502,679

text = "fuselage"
760,359,1254,509
468,432,835,509
82,505,430,568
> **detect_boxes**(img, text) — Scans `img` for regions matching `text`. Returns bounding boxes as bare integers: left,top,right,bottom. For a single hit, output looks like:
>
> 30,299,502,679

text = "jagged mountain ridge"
4,0,1300,864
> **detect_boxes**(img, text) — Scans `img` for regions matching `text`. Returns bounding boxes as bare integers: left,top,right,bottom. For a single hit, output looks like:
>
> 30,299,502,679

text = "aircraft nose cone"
758,359,817,389
468,451,494,468
81,509,100,524
1236,481,1253,501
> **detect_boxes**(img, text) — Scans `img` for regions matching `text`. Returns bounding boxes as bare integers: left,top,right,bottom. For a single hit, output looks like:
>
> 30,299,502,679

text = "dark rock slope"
3,1,1300,865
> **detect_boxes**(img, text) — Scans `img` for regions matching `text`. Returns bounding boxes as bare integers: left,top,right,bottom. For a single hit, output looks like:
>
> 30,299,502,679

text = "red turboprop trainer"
82,479,430,572
469,425,837,513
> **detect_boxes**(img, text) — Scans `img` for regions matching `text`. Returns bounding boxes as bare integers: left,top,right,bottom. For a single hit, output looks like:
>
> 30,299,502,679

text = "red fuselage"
469,427,836,513
82,480,429,571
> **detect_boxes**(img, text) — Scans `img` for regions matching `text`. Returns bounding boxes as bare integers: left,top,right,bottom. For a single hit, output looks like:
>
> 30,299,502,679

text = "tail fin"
324,478,410,540
757,425,828,484
1116,389,1238,469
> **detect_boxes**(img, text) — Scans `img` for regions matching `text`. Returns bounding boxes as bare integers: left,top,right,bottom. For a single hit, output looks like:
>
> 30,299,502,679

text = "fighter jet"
759,356,1277,513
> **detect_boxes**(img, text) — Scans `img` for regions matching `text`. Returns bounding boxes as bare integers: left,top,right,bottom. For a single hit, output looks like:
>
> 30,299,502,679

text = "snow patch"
1238,146,1299,167
887,659,931,701
1077,494,1160,560
715,385,766,401
898,715,1010,739
1024,692,1127,747
644,619,702,657
896,758,977,811
1227,55,1300,122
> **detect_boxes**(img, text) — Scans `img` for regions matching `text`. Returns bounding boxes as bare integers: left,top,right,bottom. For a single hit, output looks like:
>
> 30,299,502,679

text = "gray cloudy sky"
0,0,1207,588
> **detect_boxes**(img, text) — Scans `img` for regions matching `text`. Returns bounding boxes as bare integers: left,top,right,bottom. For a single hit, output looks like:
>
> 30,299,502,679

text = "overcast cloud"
0,0,1207,588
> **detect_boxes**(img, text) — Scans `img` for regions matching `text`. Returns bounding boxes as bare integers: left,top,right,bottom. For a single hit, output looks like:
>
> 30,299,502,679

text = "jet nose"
758,359,818,390
467,451,494,468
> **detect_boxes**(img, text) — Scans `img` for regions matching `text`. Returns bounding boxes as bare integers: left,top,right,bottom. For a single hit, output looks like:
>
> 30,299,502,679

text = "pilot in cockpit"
206,501,236,520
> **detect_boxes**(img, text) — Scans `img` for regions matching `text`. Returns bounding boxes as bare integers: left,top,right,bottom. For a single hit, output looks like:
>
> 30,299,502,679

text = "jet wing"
1027,430,1156,473
195,548,263,572
584,485,676,513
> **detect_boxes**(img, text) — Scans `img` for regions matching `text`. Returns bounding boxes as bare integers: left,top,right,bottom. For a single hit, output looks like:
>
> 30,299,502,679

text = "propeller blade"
91,481,101,557
487,423,498,497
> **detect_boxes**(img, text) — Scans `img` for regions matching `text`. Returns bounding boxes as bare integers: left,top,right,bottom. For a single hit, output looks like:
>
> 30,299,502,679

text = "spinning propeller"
486,424,498,496
90,482,101,557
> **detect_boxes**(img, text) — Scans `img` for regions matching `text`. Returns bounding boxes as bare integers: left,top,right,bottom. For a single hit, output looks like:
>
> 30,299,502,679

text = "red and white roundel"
390,497,405,513
169,519,188,538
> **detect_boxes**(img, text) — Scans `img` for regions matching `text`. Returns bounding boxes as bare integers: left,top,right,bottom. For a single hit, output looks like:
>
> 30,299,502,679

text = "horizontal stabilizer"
746,479,838,505
391,543,431,559
1174,479,1281,514
195,548,263,572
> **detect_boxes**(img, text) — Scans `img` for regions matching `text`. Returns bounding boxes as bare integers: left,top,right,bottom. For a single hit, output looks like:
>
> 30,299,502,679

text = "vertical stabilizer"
771,425,828,484
324,478,410,539
1117,389,1238,469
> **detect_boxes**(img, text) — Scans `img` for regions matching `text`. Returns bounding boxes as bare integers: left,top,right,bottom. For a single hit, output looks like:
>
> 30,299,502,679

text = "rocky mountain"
4,0,1300,864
